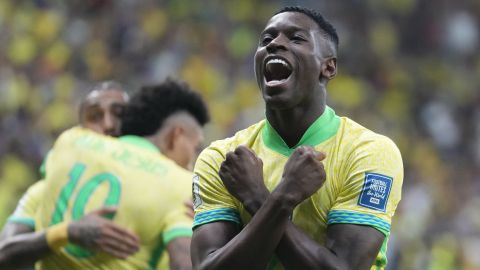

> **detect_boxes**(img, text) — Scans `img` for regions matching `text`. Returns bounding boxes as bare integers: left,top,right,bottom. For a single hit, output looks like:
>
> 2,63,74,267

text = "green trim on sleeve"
163,227,193,245
7,216,35,229
327,210,391,236
262,106,340,156
193,208,241,229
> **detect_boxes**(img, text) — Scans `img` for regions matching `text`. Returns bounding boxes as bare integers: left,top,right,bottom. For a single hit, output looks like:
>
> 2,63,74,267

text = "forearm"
276,223,346,270
0,231,51,268
244,196,345,270
168,237,192,270
199,193,292,270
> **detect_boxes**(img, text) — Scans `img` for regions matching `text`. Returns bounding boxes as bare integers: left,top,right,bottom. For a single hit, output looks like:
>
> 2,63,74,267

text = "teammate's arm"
167,237,192,270
0,223,36,270
191,146,325,270
0,207,140,268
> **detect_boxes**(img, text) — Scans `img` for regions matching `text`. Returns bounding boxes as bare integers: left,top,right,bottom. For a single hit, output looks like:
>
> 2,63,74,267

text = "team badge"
358,173,392,212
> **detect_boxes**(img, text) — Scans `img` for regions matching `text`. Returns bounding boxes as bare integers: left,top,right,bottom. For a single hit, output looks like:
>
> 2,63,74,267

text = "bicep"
191,221,239,268
325,224,384,270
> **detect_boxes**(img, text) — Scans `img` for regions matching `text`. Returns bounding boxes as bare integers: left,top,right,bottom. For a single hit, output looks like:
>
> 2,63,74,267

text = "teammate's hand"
68,207,140,259
275,146,326,207
219,145,269,214
184,199,195,218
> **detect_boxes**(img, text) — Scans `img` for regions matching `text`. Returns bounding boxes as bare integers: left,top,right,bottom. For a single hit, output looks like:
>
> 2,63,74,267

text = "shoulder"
198,119,266,163
53,126,108,151
26,180,46,196
339,117,401,158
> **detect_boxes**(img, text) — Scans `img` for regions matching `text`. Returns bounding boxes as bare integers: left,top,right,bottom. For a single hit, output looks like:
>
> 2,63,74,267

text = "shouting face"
254,11,334,110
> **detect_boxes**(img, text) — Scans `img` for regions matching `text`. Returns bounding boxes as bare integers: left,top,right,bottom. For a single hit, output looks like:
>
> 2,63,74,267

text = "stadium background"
0,0,479,269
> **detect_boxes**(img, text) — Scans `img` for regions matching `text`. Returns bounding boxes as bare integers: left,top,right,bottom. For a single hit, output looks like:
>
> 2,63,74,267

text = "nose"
103,113,116,135
266,34,287,53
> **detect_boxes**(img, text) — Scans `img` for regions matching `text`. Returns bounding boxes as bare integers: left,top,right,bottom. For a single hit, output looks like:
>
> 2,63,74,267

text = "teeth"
267,58,289,67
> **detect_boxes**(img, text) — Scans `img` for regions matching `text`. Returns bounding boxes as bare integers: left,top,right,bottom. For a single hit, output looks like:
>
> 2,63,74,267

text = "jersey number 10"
49,162,122,258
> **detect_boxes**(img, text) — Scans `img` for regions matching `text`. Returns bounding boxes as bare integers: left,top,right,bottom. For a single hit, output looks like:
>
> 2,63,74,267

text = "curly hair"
276,6,339,50
121,78,209,136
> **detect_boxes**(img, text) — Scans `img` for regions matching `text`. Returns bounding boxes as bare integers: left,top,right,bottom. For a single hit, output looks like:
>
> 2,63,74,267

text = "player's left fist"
219,145,268,214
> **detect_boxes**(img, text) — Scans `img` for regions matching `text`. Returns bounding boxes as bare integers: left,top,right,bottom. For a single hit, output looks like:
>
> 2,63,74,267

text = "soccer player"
0,81,133,268
191,6,403,270
0,79,209,270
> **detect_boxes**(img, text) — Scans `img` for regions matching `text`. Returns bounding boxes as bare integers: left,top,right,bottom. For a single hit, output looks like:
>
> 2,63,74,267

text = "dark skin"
191,12,384,270
168,237,193,270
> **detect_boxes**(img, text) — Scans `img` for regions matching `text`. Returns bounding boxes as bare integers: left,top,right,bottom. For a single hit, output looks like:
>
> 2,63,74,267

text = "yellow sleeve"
328,135,403,236
161,170,195,245
192,146,240,229
7,180,45,229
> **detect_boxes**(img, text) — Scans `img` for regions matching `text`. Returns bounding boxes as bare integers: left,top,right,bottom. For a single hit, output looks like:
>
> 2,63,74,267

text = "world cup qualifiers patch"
358,173,392,212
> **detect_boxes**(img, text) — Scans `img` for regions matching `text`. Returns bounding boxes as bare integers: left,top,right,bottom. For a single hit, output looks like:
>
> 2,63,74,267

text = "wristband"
45,222,69,250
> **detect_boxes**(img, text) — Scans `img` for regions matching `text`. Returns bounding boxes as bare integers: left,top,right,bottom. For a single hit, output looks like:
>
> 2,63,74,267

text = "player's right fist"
276,146,326,207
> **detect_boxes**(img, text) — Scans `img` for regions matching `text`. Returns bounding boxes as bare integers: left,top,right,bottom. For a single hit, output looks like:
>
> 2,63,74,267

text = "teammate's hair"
121,78,210,136
276,6,339,50
78,80,128,121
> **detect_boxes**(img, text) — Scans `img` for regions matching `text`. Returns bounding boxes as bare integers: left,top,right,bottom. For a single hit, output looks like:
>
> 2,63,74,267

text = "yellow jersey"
36,127,193,270
193,106,403,270
7,180,45,229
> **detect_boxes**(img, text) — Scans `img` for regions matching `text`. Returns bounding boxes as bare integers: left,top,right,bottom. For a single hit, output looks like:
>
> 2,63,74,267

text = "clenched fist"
275,146,326,208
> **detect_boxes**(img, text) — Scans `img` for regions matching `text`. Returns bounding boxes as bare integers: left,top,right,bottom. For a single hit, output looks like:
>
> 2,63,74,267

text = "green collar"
262,106,340,156
119,135,160,153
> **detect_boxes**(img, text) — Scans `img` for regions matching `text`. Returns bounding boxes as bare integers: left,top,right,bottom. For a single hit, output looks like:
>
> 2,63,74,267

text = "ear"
169,126,185,150
320,57,337,81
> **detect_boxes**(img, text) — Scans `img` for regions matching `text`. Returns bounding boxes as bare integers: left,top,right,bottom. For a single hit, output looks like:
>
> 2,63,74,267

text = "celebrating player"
0,81,132,269
191,6,403,270
0,79,209,270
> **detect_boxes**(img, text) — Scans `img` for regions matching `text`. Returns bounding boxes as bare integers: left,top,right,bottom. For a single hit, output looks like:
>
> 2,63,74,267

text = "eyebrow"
261,25,309,36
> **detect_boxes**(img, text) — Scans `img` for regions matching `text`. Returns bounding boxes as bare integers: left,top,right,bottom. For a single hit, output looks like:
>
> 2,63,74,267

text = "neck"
266,90,326,148
143,135,162,151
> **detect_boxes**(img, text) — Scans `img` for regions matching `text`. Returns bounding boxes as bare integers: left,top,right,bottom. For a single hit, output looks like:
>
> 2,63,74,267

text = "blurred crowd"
0,0,479,269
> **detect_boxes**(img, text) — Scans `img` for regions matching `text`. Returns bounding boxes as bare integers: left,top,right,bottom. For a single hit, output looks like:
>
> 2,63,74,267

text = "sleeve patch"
357,173,392,212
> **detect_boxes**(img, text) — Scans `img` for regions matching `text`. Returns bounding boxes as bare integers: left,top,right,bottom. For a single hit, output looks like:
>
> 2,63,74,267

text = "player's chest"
260,153,338,217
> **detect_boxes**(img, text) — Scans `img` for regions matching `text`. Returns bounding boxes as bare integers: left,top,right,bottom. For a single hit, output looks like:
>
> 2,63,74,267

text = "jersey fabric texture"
35,127,193,270
193,106,403,270
7,180,45,229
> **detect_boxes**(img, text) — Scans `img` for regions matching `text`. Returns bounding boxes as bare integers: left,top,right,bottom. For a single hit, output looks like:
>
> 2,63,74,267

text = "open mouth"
264,57,292,85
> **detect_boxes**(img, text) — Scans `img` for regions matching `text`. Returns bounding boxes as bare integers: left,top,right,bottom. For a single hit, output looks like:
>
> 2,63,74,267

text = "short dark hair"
276,6,339,50
121,78,210,136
